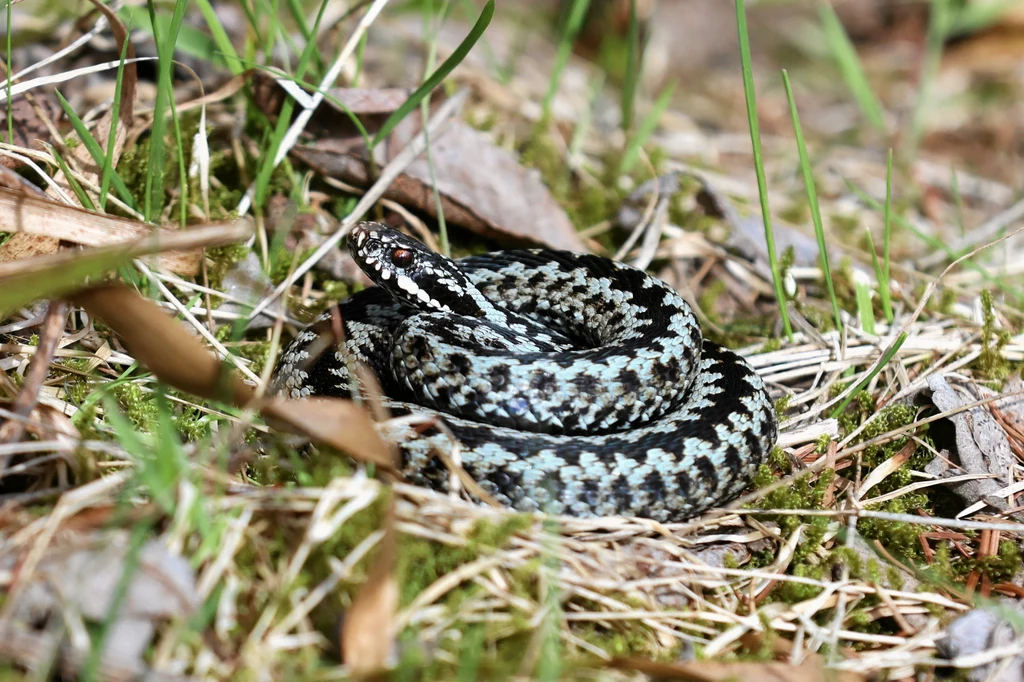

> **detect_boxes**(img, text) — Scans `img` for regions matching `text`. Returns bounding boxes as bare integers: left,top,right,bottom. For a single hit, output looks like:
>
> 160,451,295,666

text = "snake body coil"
273,222,777,521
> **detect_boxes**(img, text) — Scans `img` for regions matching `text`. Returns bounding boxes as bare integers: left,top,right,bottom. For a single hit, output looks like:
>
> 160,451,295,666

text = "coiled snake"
273,222,777,521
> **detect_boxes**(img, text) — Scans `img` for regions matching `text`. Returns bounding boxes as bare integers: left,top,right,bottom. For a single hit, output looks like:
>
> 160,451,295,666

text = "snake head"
348,222,485,316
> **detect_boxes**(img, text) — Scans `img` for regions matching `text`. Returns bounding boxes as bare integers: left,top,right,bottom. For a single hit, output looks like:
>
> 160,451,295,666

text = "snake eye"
390,248,413,268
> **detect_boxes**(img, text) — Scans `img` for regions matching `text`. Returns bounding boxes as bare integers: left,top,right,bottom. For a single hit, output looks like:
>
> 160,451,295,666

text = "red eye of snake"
390,248,413,267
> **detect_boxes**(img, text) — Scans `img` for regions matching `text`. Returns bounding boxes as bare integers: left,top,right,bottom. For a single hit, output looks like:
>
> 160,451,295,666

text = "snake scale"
273,222,777,521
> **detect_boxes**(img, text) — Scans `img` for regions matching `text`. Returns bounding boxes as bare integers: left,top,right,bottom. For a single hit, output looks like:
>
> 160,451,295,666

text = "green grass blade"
818,1,885,132
621,0,641,131
168,90,188,227
880,148,894,322
100,37,132,210
193,0,244,74
372,0,494,147
0,250,134,318
120,5,228,68
81,516,152,682
54,90,137,211
845,177,1024,304
619,79,674,174
50,145,95,210
830,332,907,419
736,0,792,339
253,0,331,211
419,0,455,256
5,0,12,144
950,167,965,236
854,270,875,335
782,69,840,331
848,176,1024,301
285,0,326,75
542,0,591,124
864,226,887,322
144,0,182,220
907,0,951,157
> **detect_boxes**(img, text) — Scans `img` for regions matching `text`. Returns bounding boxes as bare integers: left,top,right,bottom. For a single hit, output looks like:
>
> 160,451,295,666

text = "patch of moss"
796,302,838,333
171,403,211,441
814,434,831,454
205,243,252,291
970,540,1021,583
772,561,826,603
858,403,925,470
114,382,159,431
518,124,670,235
750,463,833,542
858,493,932,560
979,289,1011,381
59,377,108,447
574,619,660,659
398,515,532,607
227,341,273,379
773,394,792,418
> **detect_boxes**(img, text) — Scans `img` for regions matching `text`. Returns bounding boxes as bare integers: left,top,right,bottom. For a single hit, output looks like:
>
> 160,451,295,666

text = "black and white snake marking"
273,222,777,521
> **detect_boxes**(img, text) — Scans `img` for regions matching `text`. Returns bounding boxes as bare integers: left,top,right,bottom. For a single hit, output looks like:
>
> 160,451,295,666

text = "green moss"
773,561,826,603
858,404,923,469
796,302,837,333
204,243,252,291
114,382,159,431
398,515,532,607
858,494,931,560
979,289,1011,380
172,404,211,441
517,125,670,235
750,463,833,540
574,620,660,658
227,341,273,378
269,244,314,285
814,434,831,454
971,540,1021,583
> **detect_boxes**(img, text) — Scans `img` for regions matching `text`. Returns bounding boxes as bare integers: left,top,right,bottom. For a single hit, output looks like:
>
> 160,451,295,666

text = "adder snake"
273,222,777,521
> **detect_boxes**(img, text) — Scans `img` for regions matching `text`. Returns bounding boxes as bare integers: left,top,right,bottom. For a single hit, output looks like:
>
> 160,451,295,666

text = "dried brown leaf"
251,71,411,137
340,505,398,674
259,78,583,251
0,234,60,265
294,117,584,251
70,285,254,406
0,97,62,168
73,284,395,468
261,397,397,473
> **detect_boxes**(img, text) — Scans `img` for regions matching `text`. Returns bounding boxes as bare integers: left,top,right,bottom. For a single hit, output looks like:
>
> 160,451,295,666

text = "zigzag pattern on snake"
272,222,778,522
